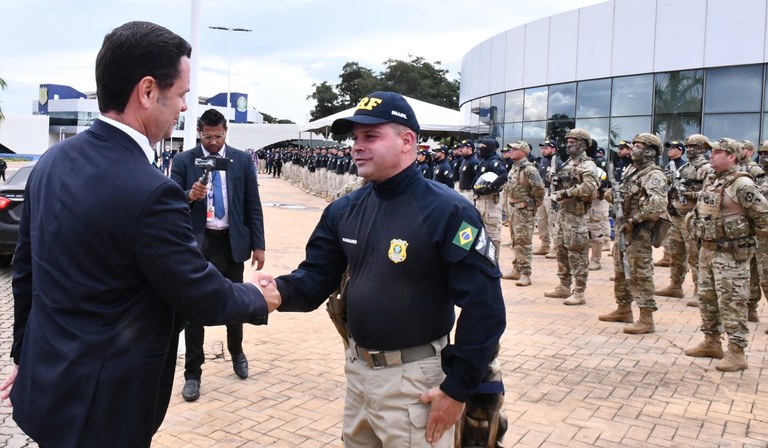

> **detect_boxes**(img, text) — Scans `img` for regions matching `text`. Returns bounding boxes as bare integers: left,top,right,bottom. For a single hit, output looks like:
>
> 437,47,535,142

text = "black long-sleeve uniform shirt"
275,164,506,402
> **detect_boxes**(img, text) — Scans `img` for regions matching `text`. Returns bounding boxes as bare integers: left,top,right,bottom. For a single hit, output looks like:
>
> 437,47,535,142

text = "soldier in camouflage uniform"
676,135,715,307
544,129,599,306
684,138,768,371
598,133,668,334
758,142,768,333
500,141,545,287
655,141,695,299
737,141,766,323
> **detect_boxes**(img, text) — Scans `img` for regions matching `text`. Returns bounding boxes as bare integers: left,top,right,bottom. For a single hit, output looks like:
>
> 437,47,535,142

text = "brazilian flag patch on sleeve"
452,221,479,250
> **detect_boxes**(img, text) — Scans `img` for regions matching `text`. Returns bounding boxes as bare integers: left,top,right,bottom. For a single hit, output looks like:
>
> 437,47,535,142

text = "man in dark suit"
0,21,280,448
171,108,266,402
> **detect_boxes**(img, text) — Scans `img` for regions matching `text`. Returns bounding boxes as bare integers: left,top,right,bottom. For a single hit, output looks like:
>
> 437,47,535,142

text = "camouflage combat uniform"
656,140,710,300
688,138,768,371
612,158,667,313
502,142,545,283
547,129,598,305
738,143,767,320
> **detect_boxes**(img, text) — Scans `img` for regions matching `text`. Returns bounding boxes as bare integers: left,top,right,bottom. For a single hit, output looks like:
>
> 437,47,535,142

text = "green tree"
306,56,460,121
652,71,703,143
307,81,344,121
0,77,7,122
336,62,380,108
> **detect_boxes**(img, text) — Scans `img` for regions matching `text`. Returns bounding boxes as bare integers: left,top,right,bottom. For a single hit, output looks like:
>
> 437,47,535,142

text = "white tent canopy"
300,95,463,135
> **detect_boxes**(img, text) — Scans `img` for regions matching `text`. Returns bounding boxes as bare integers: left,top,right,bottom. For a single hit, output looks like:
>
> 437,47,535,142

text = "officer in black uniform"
415,149,432,179
432,144,455,189
472,139,509,260
458,139,480,202
265,91,506,447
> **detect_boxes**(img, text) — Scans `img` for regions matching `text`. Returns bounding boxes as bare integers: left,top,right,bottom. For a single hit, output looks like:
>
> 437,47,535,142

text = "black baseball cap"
539,139,556,148
331,91,420,135
665,141,686,151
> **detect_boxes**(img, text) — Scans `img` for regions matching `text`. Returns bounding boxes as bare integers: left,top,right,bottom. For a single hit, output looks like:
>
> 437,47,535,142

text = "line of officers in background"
273,130,768,372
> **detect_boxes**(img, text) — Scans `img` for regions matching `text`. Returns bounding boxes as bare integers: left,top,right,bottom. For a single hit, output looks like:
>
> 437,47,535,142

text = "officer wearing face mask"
599,133,668,334
472,138,508,262
544,129,599,306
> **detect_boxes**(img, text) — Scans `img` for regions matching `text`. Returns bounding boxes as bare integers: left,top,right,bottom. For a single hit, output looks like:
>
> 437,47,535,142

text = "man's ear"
136,76,157,109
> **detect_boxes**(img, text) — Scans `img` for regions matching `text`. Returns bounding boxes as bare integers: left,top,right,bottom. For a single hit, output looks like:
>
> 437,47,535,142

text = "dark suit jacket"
171,144,264,262
10,119,269,448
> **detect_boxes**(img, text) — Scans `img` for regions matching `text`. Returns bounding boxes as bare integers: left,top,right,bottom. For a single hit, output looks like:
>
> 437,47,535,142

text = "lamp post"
208,26,252,121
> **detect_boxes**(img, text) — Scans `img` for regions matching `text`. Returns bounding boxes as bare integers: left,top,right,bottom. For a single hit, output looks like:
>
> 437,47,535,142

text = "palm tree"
652,71,704,142
0,76,7,122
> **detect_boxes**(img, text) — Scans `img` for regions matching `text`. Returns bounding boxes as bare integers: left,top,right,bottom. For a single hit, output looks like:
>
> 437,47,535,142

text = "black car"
0,162,35,267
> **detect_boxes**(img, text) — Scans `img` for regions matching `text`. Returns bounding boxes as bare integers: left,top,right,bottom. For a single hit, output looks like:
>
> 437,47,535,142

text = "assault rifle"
672,170,688,206
548,154,559,211
607,161,632,280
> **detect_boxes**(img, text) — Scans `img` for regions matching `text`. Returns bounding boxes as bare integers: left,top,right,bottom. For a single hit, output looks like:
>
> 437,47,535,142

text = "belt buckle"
361,349,387,369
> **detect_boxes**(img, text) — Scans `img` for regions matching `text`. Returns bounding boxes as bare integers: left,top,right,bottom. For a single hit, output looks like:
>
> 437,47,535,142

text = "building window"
576,78,611,118
548,83,576,120
490,93,506,125
704,64,763,113
547,119,575,145
703,113,760,143
655,70,703,115
505,90,523,123
524,87,548,121
575,117,610,148
611,74,653,117
612,116,653,146
653,114,700,143
503,122,523,145
522,121,547,153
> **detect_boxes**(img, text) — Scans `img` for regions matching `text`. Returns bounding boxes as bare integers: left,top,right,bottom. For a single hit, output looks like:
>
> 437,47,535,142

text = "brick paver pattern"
1,173,767,447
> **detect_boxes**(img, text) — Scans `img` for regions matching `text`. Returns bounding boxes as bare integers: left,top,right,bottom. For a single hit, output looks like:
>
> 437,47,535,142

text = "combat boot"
588,241,602,271
544,282,571,298
654,281,684,298
515,274,531,287
545,248,558,259
502,267,521,280
563,291,586,306
533,245,549,255
686,295,699,307
684,333,723,359
623,308,655,334
653,252,671,267
716,343,748,372
748,306,759,323
598,303,633,323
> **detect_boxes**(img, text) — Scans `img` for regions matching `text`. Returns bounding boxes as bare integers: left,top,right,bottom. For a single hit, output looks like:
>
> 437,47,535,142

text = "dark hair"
95,21,192,113
197,109,227,130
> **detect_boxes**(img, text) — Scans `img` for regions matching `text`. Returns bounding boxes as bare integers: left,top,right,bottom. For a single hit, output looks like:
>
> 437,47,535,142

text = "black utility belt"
351,335,448,370
700,238,755,251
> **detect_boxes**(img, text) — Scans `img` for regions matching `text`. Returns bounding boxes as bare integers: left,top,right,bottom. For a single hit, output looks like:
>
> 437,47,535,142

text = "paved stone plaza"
1,172,767,447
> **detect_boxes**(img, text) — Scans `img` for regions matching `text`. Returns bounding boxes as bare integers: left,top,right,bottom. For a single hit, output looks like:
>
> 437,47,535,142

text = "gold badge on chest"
388,239,408,263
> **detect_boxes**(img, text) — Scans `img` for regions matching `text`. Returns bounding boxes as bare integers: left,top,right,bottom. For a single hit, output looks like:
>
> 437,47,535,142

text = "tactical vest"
621,164,663,218
508,161,537,205
694,173,753,241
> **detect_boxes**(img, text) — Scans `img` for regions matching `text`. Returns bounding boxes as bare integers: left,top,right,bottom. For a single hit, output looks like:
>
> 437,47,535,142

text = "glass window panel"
505,90,523,122
576,78,611,118
575,117,610,149
705,65,763,113
470,98,480,128
490,93,505,125
703,113,760,142
654,70,703,114
546,119,575,147
610,116,652,147
503,122,523,147
611,74,653,117
653,114,700,143
478,96,492,125
524,87,548,121
548,83,576,120
522,121,547,157
762,114,768,141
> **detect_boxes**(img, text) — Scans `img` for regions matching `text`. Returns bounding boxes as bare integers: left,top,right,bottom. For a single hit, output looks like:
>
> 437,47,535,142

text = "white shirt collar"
97,115,155,164
202,144,227,158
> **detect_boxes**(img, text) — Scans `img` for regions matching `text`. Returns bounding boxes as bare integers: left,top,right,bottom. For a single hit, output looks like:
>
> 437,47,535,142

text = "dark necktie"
212,170,225,219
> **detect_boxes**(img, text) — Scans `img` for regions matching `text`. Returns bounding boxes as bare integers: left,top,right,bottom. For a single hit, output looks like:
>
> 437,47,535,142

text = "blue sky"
0,0,605,124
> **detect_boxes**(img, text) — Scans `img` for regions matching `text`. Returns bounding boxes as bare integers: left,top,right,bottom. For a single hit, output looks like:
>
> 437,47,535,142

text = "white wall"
0,114,50,155
460,0,768,106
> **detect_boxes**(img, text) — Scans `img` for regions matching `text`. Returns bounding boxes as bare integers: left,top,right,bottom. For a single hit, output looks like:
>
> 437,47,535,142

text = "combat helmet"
632,133,662,154
565,128,591,143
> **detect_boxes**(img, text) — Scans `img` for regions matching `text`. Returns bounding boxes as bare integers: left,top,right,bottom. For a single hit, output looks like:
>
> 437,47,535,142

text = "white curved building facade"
460,0,768,155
